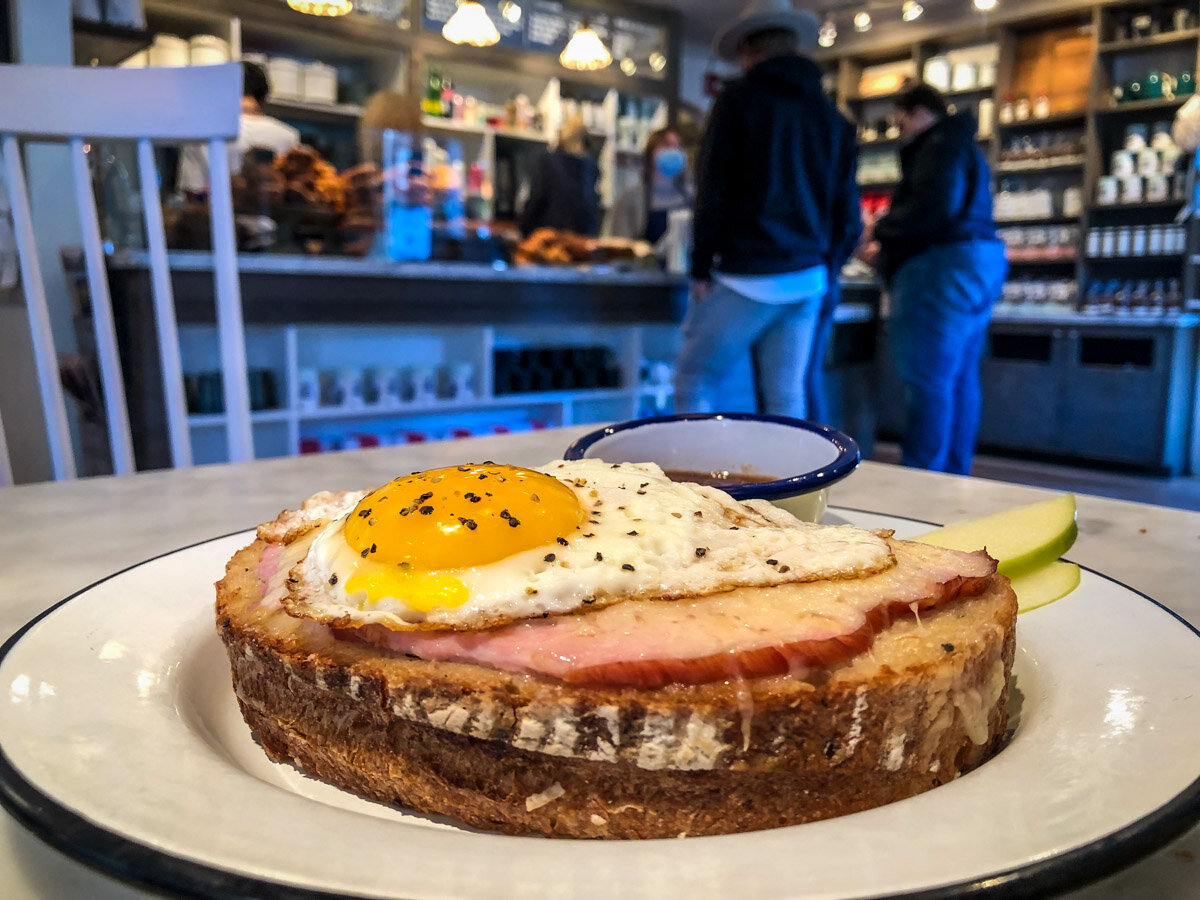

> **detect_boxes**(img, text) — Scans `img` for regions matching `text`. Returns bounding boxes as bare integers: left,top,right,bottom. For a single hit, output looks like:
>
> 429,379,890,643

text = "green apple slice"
1007,560,1082,612
913,494,1077,578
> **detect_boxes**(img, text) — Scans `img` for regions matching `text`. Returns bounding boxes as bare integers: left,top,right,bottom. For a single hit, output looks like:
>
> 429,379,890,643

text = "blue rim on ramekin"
563,412,861,501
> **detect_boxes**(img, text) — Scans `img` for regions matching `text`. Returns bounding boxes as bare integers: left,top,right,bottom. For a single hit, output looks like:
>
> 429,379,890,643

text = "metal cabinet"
981,319,1197,473
878,317,1198,474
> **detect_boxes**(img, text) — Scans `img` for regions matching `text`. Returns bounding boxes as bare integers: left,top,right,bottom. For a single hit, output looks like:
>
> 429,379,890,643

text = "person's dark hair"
241,61,270,105
895,81,949,118
738,27,799,60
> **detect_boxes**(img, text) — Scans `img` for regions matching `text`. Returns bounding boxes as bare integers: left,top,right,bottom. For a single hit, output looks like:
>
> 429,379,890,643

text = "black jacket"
691,55,861,281
519,149,600,237
874,112,998,282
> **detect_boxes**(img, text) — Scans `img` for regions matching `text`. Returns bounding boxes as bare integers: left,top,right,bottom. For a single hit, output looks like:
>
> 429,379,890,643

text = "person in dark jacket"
519,114,600,237
675,0,860,418
872,82,1007,474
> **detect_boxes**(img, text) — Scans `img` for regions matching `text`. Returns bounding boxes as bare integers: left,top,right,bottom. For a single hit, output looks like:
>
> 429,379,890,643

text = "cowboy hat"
713,0,820,61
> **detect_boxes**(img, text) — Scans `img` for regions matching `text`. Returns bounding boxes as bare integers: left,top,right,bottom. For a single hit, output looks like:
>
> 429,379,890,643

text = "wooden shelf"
995,156,1087,173
1097,29,1200,54
266,98,364,124
72,17,152,67
1006,256,1080,265
996,110,1088,130
420,116,549,143
1094,97,1188,117
1088,200,1186,212
943,84,997,98
995,214,1081,226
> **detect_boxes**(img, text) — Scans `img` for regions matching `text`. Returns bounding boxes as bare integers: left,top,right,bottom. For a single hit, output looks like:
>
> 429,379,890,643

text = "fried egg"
283,460,893,631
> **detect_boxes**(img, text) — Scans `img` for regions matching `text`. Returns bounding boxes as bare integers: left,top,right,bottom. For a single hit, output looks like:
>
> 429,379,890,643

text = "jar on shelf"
1033,91,1051,119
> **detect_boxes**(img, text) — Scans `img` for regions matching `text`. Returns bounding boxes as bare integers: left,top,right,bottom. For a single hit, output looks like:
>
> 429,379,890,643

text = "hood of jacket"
905,111,979,156
742,54,824,98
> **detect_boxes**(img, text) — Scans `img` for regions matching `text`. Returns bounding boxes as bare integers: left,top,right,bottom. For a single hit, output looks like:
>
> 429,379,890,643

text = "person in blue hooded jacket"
871,82,1007,475
676,0,861,420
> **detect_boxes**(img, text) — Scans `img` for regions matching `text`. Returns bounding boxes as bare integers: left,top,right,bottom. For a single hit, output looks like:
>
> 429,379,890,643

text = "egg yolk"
341,463,586,611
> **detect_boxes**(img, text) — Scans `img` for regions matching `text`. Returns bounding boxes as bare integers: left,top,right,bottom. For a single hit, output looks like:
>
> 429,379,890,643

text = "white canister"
1148,226,1164,254
1111,150,1137,178
1160,145,1183,173
1120,175,1144,204
1115,227,1132,256
267,57,302,100
951,62,979,92
977,98,995,137
148,34,189,68
296,367,319,412
303,62,338,105
1131,226,1147,256
119,49,148,68
1100,227,1116,257
1096,176,1120,205
336,367,365,410
1062,186,1083,218
924,57,951,91
1146,173,1170,202
188,34,230,66
1137,148,1161,177
242,51,269,67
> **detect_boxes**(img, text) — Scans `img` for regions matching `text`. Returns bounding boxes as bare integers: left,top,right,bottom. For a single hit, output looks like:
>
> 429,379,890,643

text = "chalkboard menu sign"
422,0,666,78
423,0,525,48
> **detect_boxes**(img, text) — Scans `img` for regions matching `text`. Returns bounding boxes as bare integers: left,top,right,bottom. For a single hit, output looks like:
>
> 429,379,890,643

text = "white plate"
2,510,1200,900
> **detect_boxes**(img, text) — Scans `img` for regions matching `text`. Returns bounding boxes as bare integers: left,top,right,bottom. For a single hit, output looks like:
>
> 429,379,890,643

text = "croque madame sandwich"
216,460,1015,839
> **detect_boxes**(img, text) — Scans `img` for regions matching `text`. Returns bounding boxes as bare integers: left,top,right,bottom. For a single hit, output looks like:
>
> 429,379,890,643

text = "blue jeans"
888,240,1007,474
674,281,823,418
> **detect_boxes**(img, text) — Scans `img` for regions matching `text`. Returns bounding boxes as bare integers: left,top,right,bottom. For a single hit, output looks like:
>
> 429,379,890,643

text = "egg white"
284,459,893,631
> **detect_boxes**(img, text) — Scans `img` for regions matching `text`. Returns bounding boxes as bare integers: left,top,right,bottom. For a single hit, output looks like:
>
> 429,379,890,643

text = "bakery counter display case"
101,252,688,469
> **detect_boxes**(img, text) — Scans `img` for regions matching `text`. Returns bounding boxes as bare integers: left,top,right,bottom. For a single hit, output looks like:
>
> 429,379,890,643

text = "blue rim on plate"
562,413,861,500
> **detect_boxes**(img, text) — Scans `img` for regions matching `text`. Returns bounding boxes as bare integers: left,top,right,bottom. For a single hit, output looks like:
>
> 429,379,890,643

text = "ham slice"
334,540,997,687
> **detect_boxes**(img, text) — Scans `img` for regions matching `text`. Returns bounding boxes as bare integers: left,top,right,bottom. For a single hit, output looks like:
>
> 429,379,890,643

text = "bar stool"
0,62,252,483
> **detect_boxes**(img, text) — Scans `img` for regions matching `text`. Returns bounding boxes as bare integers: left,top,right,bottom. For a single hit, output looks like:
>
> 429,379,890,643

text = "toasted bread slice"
216,525,1017,839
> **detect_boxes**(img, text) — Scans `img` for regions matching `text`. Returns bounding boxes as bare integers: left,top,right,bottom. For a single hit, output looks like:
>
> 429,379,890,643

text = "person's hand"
691,279,713,302
856,240,881,267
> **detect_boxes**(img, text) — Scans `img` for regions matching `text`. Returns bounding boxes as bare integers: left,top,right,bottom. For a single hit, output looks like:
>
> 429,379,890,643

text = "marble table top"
2,425,1198,899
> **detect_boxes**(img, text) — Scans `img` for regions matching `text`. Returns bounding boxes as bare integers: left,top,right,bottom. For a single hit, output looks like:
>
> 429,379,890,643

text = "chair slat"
136,138,192,469
2,134,76,480
70,137,135,476
206,136,254,463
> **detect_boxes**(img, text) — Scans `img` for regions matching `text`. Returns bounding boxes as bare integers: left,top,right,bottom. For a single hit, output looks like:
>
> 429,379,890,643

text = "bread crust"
216,532,1017,839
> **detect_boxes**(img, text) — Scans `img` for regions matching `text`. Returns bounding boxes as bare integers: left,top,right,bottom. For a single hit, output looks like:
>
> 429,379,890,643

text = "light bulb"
620,56,637,76
854,10,872,32
560,21,612,70
286,0,352,15
442,0,501,46
649,51,666,72
499,1,522,24
974,0,997,10
818,16,837,47
902,0,923,21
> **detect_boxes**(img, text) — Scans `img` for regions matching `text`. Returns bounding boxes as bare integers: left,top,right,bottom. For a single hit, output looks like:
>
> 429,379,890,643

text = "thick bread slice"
216,536,1017,839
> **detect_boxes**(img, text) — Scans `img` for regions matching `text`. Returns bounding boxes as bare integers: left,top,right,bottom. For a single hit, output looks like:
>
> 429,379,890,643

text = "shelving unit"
819,1,1200,472
172,321,676,463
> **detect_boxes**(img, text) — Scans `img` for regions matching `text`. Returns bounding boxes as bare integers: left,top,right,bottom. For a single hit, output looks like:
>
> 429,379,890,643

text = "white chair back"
0,62,253,482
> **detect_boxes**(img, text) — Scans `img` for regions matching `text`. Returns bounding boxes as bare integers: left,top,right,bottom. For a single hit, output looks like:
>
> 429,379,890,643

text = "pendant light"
560,20,612,70
902,0,923,21
442,0,501,46
286,0,352,16
817,14,837,47
853,9,872,32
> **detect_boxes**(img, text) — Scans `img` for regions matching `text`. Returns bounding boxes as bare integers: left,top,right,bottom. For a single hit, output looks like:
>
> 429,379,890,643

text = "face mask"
654,147,687,178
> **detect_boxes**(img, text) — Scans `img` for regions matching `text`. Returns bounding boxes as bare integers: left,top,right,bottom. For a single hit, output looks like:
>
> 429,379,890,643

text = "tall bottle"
382,130,432,261
422,67,444,117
